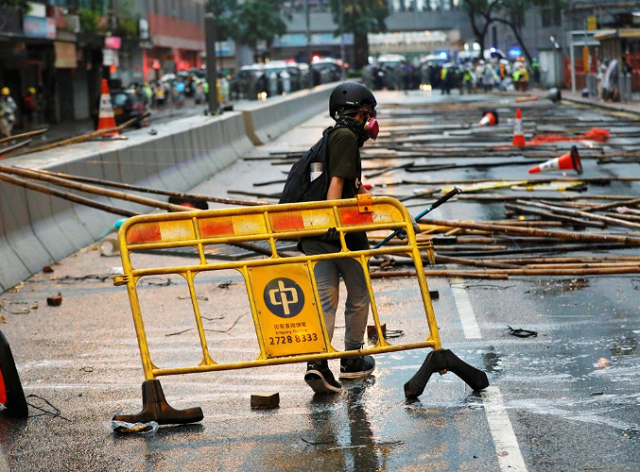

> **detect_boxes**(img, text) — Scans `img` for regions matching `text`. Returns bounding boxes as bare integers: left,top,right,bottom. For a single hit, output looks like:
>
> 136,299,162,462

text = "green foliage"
115,0,139,37
233,0,290,49
329,0,388,36
117,17,138,37
209,0,239,42
78,8,101,33
0,0,29,14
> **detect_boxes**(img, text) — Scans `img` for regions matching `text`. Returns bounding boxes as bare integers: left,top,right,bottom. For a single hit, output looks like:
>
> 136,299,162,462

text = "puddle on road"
526,278,590,296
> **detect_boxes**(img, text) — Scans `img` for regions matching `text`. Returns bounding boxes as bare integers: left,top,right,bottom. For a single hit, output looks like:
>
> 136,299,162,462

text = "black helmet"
329,82,377,119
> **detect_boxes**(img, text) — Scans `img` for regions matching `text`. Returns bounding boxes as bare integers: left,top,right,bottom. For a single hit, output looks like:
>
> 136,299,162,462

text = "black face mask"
334,115,370,148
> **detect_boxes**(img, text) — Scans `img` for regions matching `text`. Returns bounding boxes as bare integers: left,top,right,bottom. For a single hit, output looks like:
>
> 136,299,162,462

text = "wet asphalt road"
0,91,639,472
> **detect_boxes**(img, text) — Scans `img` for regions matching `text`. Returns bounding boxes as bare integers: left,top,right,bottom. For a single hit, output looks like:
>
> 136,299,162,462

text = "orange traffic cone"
512,108,525,146
478,109,499,127
528,146,583,175
97,79,118,136
0,331,28,418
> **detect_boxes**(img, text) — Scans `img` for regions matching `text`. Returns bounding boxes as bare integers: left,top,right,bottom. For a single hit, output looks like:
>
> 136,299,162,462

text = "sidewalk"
13,98,209,147
561,91,640,117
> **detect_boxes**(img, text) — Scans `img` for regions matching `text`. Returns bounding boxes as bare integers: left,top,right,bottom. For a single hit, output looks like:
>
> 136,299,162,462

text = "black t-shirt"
325,127,369,251
327,127,361,198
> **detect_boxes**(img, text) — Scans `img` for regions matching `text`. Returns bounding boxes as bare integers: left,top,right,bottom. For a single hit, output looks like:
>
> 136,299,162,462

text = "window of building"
541,6,562,28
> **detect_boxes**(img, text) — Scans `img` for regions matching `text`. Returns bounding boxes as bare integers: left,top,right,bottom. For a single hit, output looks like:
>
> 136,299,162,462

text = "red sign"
104,36,122,50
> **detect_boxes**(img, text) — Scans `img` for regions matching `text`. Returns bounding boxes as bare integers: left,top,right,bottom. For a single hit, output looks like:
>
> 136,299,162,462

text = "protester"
299,83,379,394
22,87,38,131
0,87,17,138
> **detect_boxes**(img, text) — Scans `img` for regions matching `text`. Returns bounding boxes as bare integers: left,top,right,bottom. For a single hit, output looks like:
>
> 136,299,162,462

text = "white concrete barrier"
0,89,329,292
237,83,336,145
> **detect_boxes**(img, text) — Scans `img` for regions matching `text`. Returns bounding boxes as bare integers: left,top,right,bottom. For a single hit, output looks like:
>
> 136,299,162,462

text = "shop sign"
23,15,56,39
273,33,354,48
54,41,77,68
103,48,119,67
139,19,149,40
104,36,122,50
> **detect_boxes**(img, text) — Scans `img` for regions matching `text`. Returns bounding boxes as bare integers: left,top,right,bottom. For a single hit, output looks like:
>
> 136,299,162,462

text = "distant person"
483,64,496,92
0,87,17,138
531,59,542,89
22,87,38,131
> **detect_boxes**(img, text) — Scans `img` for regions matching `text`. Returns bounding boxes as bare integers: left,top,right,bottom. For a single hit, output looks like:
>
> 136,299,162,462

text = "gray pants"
301,239,370,351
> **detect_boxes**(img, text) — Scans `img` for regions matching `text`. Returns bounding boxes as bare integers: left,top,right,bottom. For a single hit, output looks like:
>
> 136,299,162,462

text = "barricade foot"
0,331,29,418
404,349,489,399
113,379,204,425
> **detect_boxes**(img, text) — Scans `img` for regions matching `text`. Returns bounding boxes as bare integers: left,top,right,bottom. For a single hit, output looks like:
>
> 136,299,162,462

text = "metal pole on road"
205,11,220,114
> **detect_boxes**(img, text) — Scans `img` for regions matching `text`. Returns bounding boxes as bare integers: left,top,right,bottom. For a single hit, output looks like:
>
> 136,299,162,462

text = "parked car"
230,64,266,100
264,61,292,96
311,58,343,85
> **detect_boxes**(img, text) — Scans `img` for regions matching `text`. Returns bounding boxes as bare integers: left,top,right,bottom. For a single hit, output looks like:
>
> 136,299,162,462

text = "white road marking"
450,278,482,339
449,278,528,472
483,386,528,471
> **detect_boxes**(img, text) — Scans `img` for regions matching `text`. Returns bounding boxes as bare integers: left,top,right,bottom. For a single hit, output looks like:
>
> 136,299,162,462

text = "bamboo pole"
523,262,640,269
508,256,640,264
434,255,520,269
17,114,148,156
0,164,189,212
19,167,270,207
371,265,640,279
0,139,32,157
370,270,509,280
585,197,640,213
0,128,47,146
519,200,640,230
398,177,640,185
423,218,640,246
0,172,139,217
505,202,605,228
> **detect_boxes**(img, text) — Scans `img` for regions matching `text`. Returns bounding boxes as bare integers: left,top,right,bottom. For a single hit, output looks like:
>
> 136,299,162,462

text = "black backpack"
279,125,345,204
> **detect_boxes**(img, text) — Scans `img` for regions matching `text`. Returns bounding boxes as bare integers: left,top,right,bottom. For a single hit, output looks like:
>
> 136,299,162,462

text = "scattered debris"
301,437,337,446
42,266,54,273
165,328,192,337
79,367,94,373
367,323,387,338
218,281,236,289
507,326,538,338
205,314,247,333
99,238,120,257
46,293,63,307
140,278,176,287
177,295,209,301
109,420,158,435
26,394,71,422
250,392,280,410
10,282,25,292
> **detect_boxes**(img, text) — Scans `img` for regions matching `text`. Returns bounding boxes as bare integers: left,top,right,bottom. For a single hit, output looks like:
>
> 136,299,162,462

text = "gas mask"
364,117,379,140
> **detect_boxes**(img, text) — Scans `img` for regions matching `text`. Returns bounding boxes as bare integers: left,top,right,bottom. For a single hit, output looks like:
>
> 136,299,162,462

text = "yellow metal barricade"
113,195,487,425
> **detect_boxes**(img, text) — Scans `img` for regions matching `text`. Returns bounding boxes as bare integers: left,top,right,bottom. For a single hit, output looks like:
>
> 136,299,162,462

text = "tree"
0,0,29,13
233,0,290,61
463,0,501,55
209,0,238,43
465,0,566,64
329,0,389,70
